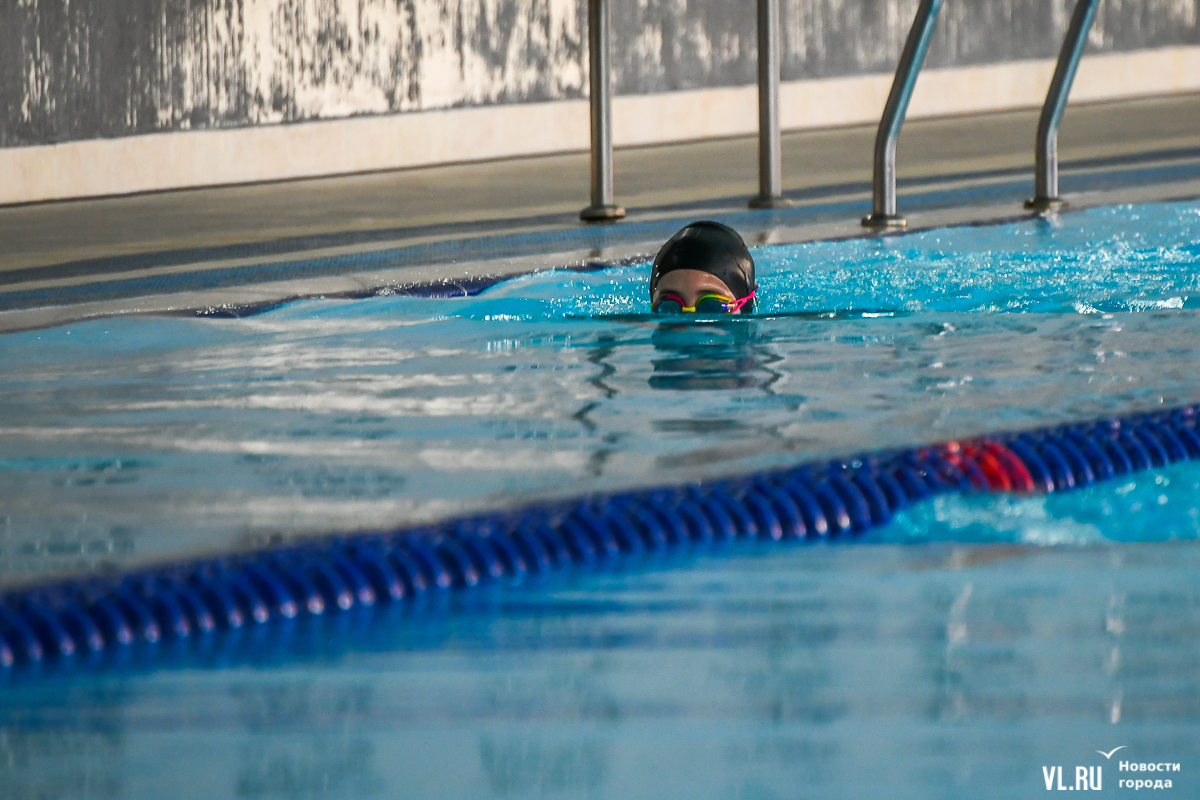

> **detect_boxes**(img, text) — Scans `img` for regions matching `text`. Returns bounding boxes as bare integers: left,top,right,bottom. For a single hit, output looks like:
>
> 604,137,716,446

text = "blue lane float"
2,405,1199,669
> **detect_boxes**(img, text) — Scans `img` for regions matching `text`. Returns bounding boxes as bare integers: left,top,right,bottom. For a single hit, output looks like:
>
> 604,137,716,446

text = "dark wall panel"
2,0,1198,147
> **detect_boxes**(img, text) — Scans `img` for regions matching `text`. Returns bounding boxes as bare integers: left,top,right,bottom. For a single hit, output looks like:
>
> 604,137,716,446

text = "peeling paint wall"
616,0,1200,93
1,0,1198,147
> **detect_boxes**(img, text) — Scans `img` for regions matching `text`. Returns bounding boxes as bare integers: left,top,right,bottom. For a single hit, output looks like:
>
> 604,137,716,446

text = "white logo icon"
1096,747,1127,760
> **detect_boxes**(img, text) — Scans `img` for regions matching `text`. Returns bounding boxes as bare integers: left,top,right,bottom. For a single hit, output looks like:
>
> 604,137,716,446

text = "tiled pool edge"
1,161,1199,334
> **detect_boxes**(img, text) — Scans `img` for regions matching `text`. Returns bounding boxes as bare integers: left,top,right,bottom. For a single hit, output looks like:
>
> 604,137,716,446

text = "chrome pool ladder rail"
1027,0,1100,212
862,0,945,229
583,0,1101,227
749,0,792,210
580,0,625,222
581,0,791,221
864,0,1100,227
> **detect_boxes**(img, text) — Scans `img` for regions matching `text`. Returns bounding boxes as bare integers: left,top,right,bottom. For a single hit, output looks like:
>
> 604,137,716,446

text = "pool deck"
1,92,1199,331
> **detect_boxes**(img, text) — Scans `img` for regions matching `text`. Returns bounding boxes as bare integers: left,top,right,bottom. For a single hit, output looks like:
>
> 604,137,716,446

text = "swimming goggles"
652,291,755,314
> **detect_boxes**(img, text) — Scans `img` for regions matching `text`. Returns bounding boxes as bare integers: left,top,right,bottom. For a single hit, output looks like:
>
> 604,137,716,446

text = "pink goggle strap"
726,291,756,312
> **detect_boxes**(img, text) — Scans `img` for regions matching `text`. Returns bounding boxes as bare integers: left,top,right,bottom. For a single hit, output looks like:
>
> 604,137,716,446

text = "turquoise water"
3,201,1200,582
3,199,1200,796
3,542,1198,798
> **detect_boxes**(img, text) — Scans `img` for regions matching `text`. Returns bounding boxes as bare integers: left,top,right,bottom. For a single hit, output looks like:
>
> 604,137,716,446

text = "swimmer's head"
650,221,756,314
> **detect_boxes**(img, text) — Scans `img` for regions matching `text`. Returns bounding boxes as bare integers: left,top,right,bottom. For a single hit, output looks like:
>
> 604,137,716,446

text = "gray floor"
1,92,1199,330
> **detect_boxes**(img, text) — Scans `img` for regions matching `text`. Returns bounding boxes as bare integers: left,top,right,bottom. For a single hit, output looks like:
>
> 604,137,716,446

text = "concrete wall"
3,0,1198,149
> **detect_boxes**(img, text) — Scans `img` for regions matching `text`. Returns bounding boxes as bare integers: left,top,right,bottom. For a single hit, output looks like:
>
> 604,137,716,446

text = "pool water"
3,542,1198,798
3,200,1200,582
2,200,1200,797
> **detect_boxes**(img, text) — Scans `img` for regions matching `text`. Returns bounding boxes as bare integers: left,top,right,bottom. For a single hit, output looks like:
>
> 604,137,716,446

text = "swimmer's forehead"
653,269,735,296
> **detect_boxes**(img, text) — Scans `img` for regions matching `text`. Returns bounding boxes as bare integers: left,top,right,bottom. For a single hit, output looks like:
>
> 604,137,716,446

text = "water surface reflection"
2,541,1197,799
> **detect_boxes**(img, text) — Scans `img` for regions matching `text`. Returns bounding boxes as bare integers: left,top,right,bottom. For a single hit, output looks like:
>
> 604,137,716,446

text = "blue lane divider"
1,404,1198,670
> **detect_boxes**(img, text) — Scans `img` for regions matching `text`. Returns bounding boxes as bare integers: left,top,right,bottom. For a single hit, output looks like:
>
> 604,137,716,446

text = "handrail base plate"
580,204,626,222
748,195,794,210
861,213,907,229
1025,196,1068,213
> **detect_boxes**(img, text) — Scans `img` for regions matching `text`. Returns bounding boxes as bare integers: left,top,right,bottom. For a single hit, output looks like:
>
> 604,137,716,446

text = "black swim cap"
650,221,756,311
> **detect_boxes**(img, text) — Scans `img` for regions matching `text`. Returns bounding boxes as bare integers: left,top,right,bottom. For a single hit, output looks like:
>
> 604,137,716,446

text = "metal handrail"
862,0,944,228
580,0,1101,227
749,0,792,209
1027,0,1100,212
581,0,792,220
579,0,625,222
